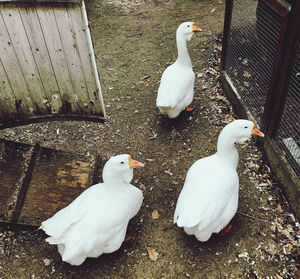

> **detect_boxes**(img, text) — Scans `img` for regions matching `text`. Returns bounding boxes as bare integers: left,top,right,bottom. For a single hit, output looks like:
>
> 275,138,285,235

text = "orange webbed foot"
124,234,132,242
219,223,232,236
185,107,193,112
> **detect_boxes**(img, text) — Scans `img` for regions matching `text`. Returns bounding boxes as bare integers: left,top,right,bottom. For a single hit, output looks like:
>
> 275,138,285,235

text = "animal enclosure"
0,0,105,128
220,0,300,215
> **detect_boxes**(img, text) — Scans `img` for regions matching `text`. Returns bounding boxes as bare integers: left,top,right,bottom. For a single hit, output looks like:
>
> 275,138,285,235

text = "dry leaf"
147,247,158,261
275,204,283,215
243,71,251,78
151,210,160,219
146,158,155,162
216,94,229,103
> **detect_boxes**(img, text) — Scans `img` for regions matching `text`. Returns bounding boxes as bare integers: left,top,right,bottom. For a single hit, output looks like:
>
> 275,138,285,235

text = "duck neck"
216,128,239,169
176,35,192,68
103,168,133,188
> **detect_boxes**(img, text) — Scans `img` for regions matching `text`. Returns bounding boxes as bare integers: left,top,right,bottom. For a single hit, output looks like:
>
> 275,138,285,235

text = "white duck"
174,120,264,241
40,154,144,265
156,21,202,118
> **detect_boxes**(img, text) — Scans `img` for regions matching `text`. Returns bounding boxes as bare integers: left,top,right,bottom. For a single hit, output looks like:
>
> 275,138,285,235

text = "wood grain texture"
0,2,105,125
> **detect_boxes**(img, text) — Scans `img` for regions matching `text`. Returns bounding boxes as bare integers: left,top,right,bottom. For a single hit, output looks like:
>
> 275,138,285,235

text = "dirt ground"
0,0,299,278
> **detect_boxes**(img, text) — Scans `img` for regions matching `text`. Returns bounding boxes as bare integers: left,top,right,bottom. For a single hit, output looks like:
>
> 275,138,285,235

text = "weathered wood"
53,3,90,115
17,146,101,226
0,0,81,3
0,140,34,223
0,1,105,125
18,3,61,105
36,4,75,114
68,3,104,114
0,60,18,121
1,4,49,114
0,7,33,117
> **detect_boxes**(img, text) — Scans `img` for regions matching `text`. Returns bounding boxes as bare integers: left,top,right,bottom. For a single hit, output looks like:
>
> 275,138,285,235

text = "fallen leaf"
243,71,251,78
242,143,249,149
147,247,158,261
146,158,155,162
275,204,283,215
216,94,229,103
151,210,160,219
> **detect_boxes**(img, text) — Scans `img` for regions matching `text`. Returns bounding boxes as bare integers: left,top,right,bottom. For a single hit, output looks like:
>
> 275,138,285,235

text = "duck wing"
156,64,195,109
40,183,103,239
58,191,138,265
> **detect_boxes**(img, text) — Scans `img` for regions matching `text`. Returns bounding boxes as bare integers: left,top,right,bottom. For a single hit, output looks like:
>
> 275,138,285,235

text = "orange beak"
128,156,145,169
252,124,264,137
192,22,202,32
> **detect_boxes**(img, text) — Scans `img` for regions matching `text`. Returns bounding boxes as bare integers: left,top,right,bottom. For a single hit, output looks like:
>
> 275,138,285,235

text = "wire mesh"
224,0,282,122
275,40,300,177
224,0,300,177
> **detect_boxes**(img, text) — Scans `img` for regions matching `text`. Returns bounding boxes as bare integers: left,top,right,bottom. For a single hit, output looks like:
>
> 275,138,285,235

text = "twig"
237,211,272,224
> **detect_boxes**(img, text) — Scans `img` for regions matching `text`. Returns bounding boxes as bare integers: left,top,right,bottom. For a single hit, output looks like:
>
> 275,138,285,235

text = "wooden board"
0,140,34,223
18,3,61,106
0,139,103,226
0,1,105,127
1,4,49,114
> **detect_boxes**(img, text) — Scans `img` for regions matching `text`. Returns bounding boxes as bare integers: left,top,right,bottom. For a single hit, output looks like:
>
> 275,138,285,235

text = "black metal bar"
261,0,291,134
220,0,234,71
264,1,300,137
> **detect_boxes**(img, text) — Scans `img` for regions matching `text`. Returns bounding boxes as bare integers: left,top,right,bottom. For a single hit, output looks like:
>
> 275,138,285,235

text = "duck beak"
192,22,202,32
129,156,145,169
252,124,264,137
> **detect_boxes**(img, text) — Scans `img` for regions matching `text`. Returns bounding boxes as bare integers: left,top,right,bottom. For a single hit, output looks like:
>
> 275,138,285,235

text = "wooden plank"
53,3,90,115
0,6,33,117
0,59,18,121
17,147,100,226
36,4,79,114
0,140,33,223
68,3,104,115
0,0,81,3
18,3,61,109
1,4,49,115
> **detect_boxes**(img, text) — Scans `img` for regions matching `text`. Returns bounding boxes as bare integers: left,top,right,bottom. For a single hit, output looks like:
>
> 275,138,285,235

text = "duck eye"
120,161,125,164
187,25,190,27
244,126,248,129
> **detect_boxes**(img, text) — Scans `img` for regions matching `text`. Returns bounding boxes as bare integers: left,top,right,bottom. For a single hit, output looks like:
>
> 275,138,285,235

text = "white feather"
174,120,264,241
156,22,200,118
40,154,144,265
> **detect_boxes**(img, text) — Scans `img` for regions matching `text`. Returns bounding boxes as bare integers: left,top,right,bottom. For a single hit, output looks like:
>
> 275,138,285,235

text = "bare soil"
0,0,299,278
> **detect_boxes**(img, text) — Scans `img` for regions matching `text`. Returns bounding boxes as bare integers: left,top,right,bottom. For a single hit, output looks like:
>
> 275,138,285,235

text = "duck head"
177,21,202,41
224,119,264,144
103,154,144,184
